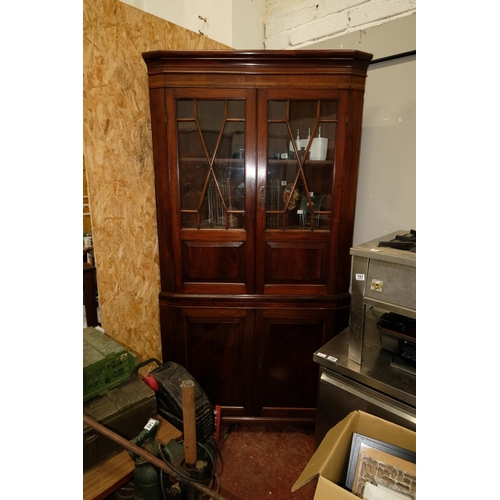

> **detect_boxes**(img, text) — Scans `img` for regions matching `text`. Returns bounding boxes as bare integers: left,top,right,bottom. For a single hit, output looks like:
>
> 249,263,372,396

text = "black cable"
196,440,217,478
370,50,416,65
159,468,168,500
133,358,162,374
156,405,184,428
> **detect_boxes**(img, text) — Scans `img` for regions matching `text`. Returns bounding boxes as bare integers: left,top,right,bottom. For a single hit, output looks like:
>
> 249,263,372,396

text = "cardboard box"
292,410,416,499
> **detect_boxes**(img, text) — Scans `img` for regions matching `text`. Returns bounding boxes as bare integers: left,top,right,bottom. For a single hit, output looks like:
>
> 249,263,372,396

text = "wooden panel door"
254,308,334,422
175,307,255,419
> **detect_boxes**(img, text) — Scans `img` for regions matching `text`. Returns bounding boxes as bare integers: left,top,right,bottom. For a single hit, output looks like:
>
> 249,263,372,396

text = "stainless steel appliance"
314,230,416,448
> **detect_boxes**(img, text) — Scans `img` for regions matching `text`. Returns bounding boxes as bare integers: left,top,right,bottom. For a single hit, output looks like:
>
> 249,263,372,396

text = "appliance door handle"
320,371,416,425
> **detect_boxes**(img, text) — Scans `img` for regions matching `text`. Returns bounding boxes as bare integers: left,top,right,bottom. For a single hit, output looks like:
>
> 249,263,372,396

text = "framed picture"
363,482,413,500
345,433,416,499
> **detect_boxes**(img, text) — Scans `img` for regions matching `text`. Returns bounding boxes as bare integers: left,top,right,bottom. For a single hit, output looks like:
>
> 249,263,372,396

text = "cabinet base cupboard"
142,50,372,423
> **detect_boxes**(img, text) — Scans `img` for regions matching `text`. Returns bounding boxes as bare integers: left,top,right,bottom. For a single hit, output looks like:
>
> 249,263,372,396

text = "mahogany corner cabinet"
142,50,372,424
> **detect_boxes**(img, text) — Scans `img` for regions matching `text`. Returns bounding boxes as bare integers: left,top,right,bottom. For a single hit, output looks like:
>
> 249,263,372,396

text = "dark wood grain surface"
143,50,371,424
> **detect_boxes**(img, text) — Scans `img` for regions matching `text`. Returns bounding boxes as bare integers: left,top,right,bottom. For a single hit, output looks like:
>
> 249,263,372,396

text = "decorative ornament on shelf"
283,183,300,210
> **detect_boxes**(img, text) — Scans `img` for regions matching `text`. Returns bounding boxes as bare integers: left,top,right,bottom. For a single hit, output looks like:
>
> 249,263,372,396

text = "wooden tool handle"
182,379,197,468
82,413,228,500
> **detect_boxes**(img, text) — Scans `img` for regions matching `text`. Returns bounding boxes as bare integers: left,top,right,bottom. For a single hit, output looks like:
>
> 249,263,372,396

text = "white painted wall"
120,0,414,49
233,0,265,49
353,54,416,244
120,0,266,49
305,14,416,245
265,0,415,49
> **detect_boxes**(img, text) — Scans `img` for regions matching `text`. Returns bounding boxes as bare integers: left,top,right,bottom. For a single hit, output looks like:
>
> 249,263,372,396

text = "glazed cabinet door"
256,89,348,296
173,306,255,419
165,88,257,295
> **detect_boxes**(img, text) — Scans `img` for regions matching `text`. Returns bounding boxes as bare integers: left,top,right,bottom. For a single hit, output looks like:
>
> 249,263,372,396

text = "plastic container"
310,137,328,160
83,327,138,401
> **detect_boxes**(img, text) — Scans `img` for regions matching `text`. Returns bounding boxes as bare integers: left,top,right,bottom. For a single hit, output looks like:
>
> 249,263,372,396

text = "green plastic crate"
83,327,138,402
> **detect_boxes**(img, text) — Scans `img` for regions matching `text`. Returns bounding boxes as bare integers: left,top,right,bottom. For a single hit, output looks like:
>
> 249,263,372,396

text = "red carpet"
216,424,318,500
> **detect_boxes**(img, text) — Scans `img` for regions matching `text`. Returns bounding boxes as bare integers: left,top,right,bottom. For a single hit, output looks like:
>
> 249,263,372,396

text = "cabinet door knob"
260,186,265,208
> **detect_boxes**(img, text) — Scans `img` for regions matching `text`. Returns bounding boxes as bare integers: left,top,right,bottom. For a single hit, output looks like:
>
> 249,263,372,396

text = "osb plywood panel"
83,156,92,236
83,0,230,367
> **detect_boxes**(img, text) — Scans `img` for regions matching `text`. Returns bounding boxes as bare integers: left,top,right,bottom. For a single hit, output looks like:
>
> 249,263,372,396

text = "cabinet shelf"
178,157,332,166
179,157,244,164
268,159,333,165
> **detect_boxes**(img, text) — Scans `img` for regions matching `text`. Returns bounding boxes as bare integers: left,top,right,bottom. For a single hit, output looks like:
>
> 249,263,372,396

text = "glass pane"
266,178,283,228
298,162,332,229
181,212,198,228
268,122,291,160
218,122,245,160
266,161,303,229
178,121,204,158
201,175,225,228
179,160,209,211
266,98,337,230
289,101,318,154
269,100,286,120
227,100,244,119
197,100,225,159
213,161,245,229
320,101,338,120
312,122,336,162
177,98,245,230
177,100,194,119
199,172,244,229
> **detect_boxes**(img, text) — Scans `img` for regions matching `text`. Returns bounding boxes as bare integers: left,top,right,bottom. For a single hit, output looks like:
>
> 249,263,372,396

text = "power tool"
130,416,216,499
83,359,223,500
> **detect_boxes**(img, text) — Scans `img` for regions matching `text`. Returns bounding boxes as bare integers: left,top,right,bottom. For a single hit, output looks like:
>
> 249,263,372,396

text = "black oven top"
378,229,416,252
